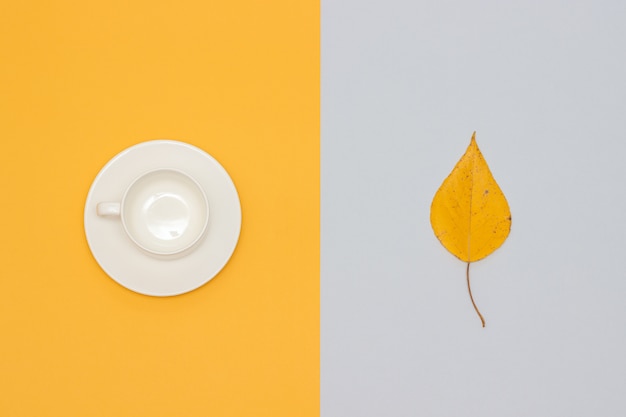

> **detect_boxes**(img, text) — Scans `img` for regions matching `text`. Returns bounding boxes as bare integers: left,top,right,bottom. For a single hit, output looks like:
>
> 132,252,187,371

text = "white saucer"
84,140,241,296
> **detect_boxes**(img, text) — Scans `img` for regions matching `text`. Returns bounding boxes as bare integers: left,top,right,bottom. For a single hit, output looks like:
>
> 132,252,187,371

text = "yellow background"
0,1,319,416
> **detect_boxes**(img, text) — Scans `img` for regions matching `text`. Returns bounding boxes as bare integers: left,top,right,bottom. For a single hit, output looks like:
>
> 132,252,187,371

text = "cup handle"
97,202,121,217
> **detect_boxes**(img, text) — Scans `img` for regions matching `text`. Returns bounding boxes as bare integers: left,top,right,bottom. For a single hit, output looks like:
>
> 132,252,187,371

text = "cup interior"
122,169,208,256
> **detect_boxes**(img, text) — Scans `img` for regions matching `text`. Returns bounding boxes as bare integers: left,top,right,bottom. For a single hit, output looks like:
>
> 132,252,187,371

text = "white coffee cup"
97,169,209,257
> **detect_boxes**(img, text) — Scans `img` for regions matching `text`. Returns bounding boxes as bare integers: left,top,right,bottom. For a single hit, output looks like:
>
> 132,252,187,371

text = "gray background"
322,1,626,416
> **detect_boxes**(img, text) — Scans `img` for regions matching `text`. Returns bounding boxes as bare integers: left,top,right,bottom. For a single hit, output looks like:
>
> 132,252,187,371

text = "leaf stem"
466,262,486,327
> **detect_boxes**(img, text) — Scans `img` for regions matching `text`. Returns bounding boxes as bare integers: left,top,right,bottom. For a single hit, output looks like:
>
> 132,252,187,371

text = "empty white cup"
97,169,209,257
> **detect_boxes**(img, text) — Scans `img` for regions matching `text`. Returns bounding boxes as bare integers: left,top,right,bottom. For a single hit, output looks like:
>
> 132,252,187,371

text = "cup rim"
119,168,210,257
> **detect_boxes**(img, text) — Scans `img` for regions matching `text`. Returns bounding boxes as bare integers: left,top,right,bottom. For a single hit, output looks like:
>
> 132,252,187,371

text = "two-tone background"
3,1,626,416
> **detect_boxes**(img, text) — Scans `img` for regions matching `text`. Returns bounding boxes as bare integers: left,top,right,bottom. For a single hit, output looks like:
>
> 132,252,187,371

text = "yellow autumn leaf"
430,132,511,327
